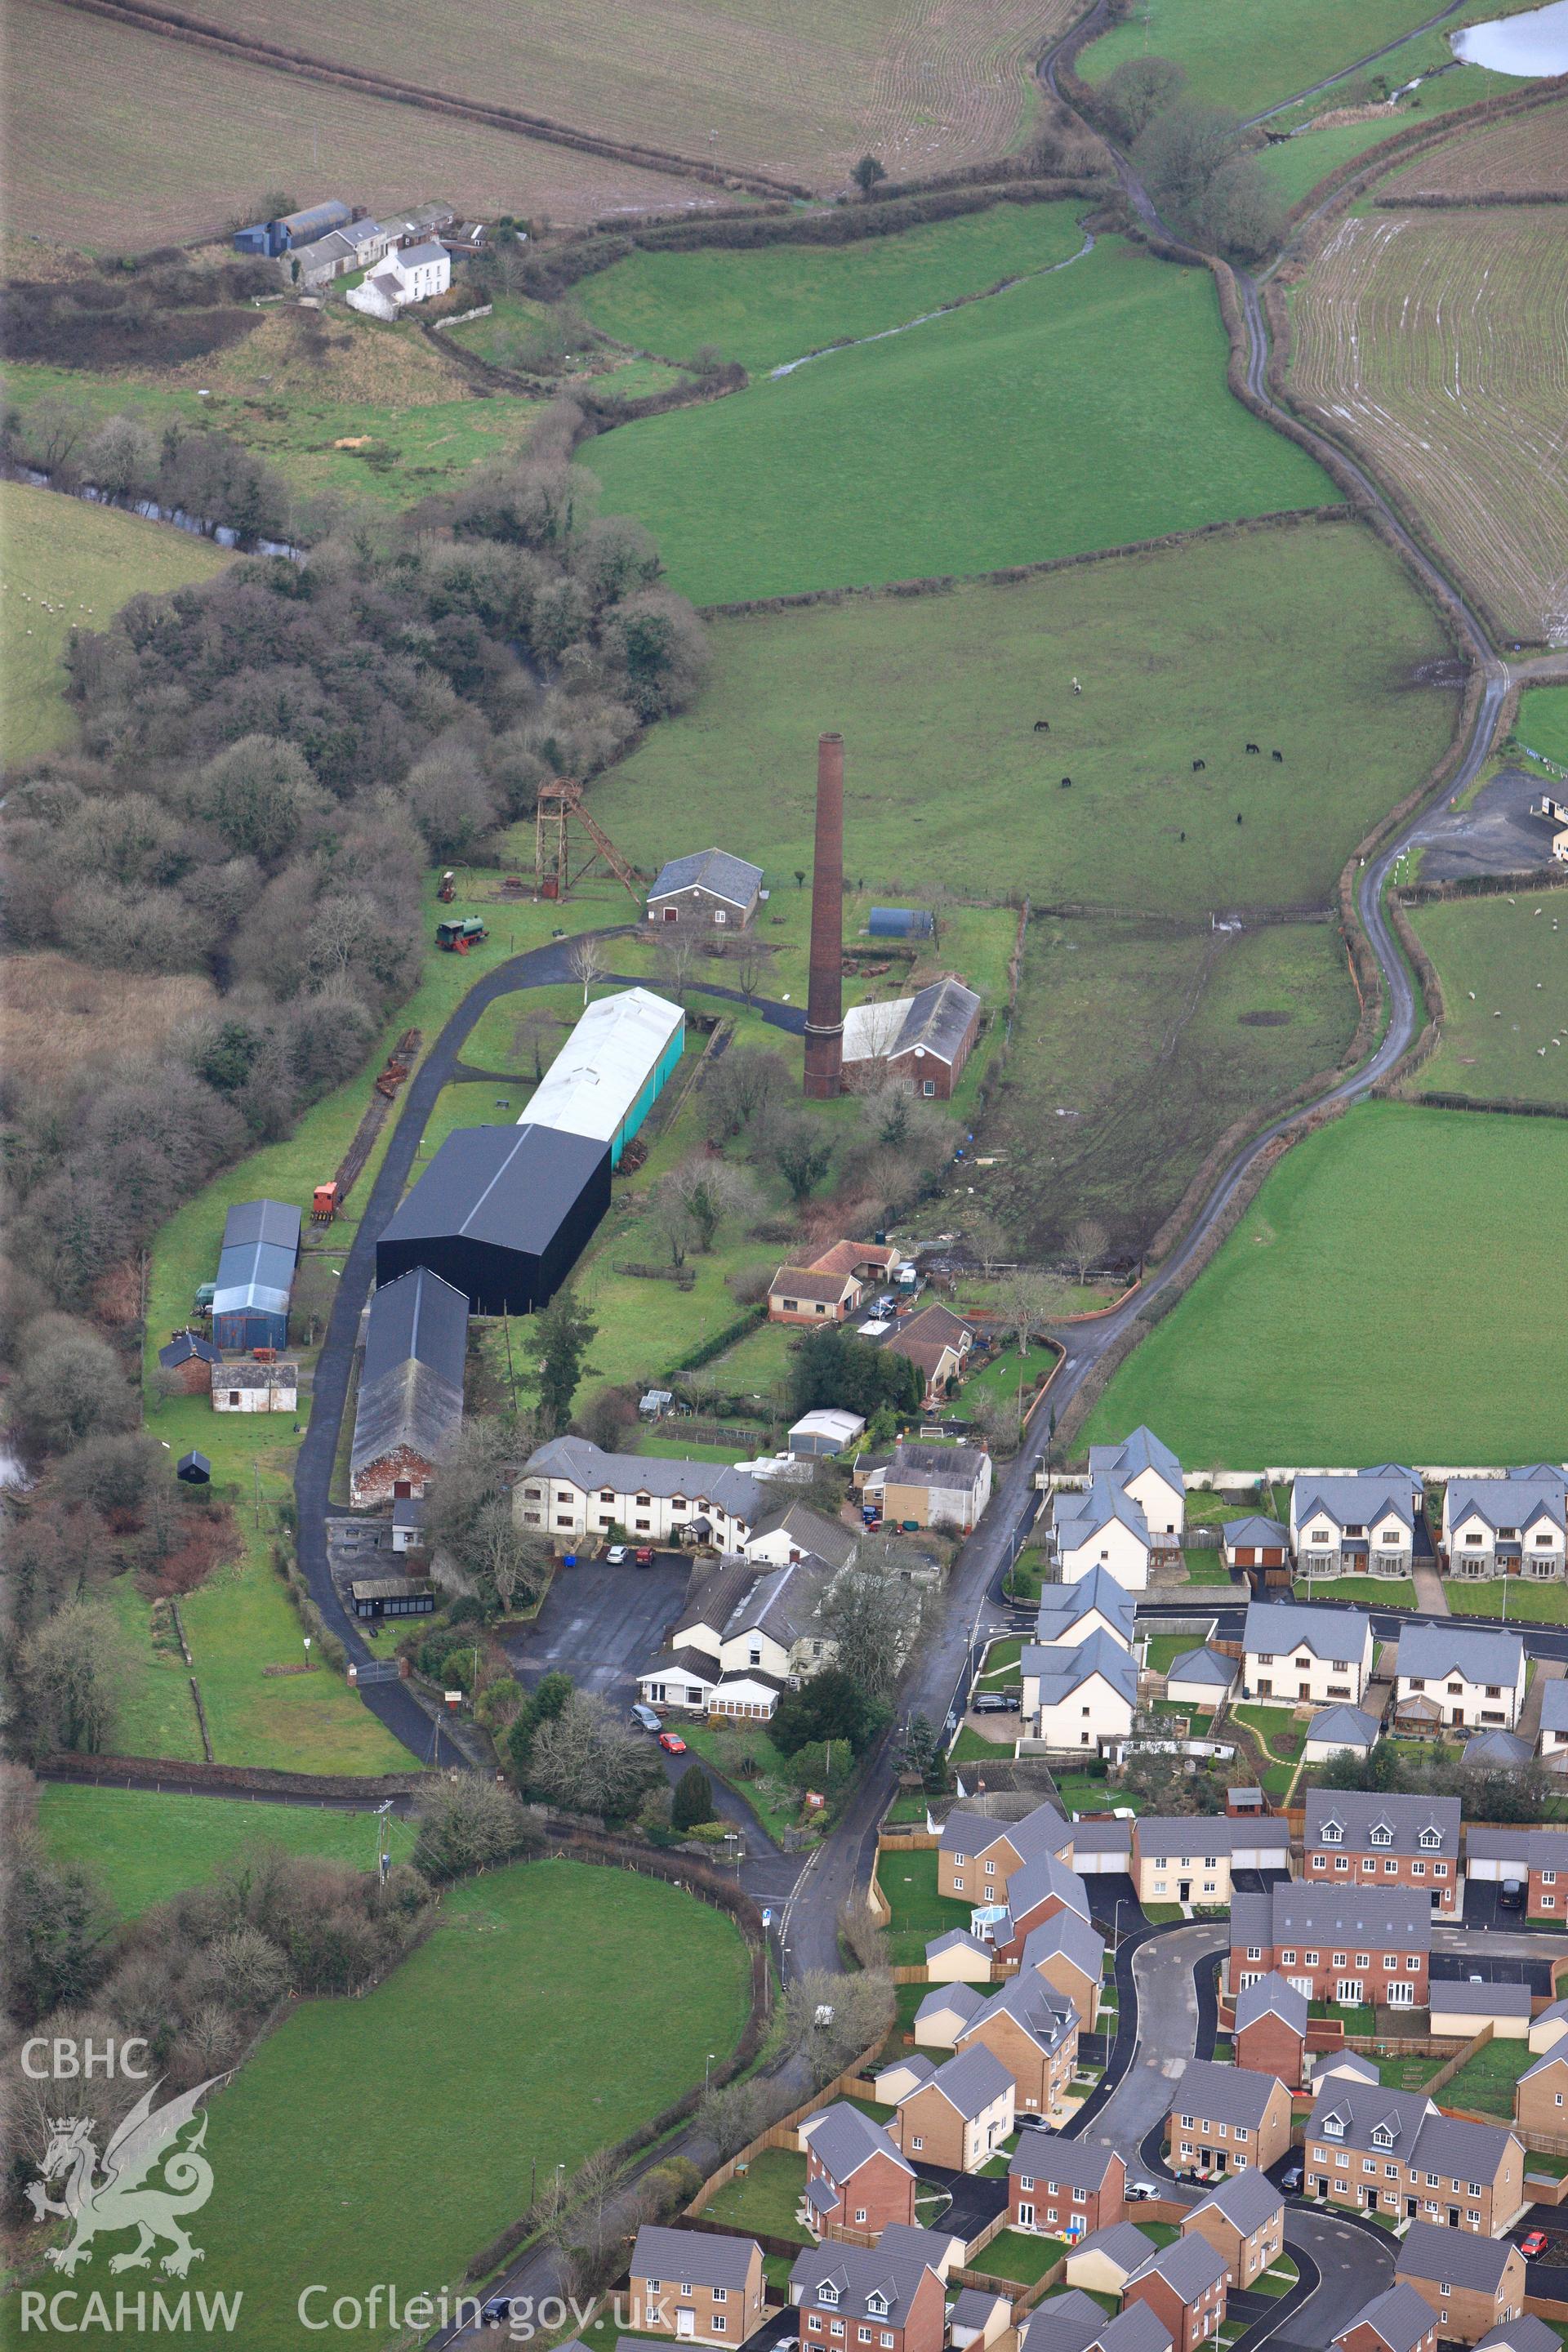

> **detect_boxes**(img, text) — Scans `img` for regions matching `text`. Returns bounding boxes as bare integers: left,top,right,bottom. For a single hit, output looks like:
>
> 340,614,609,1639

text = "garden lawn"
1410,890,1568,1107
1145,1633,1199,1673
679,1722,802,1844
1294,1575,1418,1608
1,478,230,760
587,237,1334,604
1377,2054,1446,2091
110,1859,750,2350
578,203,1092,378
1447,1580,1568,1622
880,1846,973,1965
1519,685,1568,771
1083,1102,1568,1464
975,2230,1069,2287
1441,2038,1533,2115
37,1784,415,1918
589,520,1450,920
703,2147,809,2242
1051,1773,1132,1812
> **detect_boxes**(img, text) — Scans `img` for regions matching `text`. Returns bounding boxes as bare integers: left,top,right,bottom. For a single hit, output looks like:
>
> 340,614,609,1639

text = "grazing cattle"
1236,813,1244,824
1245,742,1260,755
1272,749,1283,762
1071,677,1082,693
1192,759,1205,772
1061,777,1072,789
1034,719,1050,733
1178,831,1186,842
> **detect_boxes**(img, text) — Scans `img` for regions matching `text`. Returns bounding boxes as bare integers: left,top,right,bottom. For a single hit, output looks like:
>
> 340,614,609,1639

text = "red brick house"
1232,1973,1308,2090
1303,1791,1462,1918
1303,2078,1524,2232
1468,1826,1568,1922
1123,2235,1228,2352
1332,2284,1439,2352
1229,1884,1429,2012
788,2240,947,2352
1167,2060,1292,2179
1394,2221,1527,2345
800,2104,918,2238
1007,2138,1124,2239
627,2227,764,2344
938,1803,1073,1906
1180,2170,1285,2289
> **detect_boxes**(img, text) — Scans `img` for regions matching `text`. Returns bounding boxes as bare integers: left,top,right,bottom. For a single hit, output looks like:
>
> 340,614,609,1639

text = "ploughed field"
587,232,1337,603
1382,92,1568,198
1287,206,1568,645
37,0,1076,231
1081,1101,1568,1465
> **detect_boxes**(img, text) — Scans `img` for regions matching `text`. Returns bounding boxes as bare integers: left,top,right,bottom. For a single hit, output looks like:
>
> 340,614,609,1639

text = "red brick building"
1229,1884,1430,2012
1332,2283,1439,2352
789,2239,947,2352
1303,1791,1462,1918
801,2104,918,2238
1232,1973,1308,2091
1124,2236,1228,2352
1007,2138,1124,2239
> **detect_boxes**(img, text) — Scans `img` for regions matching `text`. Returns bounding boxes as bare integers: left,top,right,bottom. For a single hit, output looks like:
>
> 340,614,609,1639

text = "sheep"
1071,677,1082,693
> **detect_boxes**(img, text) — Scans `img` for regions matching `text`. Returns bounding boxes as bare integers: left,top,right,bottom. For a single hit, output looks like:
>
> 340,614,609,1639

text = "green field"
588,520,1450,914
1410,890,1568,1104
95,1860,749,2350
1,478,231,760
1519,685,1568,771
586,235,1335,604
1440,2035,1533,2116
1082,1101,1568,1464
37,1784,416,1917
1076,0,1486,118
577,203,1093,377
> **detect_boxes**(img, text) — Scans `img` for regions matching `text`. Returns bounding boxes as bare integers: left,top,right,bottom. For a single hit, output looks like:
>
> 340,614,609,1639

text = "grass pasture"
577,203,1094,377
164,0,1071,196
38,1784,416,1918
2,0,722,247
1081,1101,1568,1465
587,519,1451,914
1409,889,1568,1105
586,234,1335,604
1518,686,1568,772
98,1859,750,2351
1076,0,1462,117
0,477,230,758
1287,207,1568,644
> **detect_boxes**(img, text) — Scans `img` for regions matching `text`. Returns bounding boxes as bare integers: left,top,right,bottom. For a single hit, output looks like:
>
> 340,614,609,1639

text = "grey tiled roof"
889,1439,987,1490
1305,1788,1460,1861
961,1975,1077,2057
889,976,982,1066
1020,2291,1113,2352
1089,1427,1183,1488
1540,1681,1568,1734
1396,2219,1520,2292
525,1436,760,1521
939,1802,1073,1863
1307,1704,1380,1748
926,1929,992,1962
876,2056,937,2091
1396,1620,1525,1683
1054,1477,1149,1548
631,2225,758,2291
1070,2222,1156,2276
1410,2109,1522,2178
1170,2058,1283,2130
1035,1569,1137,1642
1234,1971,1307,2038
905,2046,1013,2120
1223,1516,1289,1547
1137,1815,1289,1862
1025,1630,1139,1710
1466,1728,1531,1765
1019,1909,1105,1982
801,2102,914,2185
1165,1646,1236,1688
1294,1471,1419,1536
1448,1476,1566,1535
1126,2233,1227,2302
1234,1881,1430,1951
648,847,764,909
1244,1599,1370,1663
789,2241,938,2324
748,1499,858,1570
1008,2136,1119,2190
1477,2322,1563,2352
1187,2167,1285,2236
914,1983,985,2029
1003,1852,1092,1926
1095,2305,1175,2352
1334,2283,1439,2352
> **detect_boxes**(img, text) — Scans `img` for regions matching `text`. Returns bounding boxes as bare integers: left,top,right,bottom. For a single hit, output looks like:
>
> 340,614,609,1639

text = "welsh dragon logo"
25,2076,225,2278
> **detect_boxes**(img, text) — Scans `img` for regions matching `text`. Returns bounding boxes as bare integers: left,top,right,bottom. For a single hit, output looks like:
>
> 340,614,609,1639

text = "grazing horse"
1192,759,1205,772
1272,749,1283,762
1245,742,1260,754
1034,719,1050,733
1060,776,1072,788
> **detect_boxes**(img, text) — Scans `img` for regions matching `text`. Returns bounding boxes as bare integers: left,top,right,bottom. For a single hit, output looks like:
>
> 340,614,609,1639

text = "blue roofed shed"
211,1198,301,1352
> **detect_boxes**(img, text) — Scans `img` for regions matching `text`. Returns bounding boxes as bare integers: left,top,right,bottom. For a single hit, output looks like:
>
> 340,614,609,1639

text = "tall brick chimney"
803,730,844,1099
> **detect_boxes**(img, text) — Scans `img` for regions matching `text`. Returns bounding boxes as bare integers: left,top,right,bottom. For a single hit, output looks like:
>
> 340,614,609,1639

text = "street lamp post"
705,2051,717,2093
303,1634,312,1673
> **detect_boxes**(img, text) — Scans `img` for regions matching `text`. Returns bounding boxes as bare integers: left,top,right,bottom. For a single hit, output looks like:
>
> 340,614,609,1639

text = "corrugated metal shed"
524,987,684,1166
375,1125,609,1315
276,198,353,246
212,1198,301,1351
868,906,933,938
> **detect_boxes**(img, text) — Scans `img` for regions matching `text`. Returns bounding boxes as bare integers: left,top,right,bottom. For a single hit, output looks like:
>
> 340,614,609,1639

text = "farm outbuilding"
211,1198,301,1352
176,1450,211,1485
350,1266,468,1508
375,1124,610,1316
868,907,934,938
213,1358,298,1414
158,1330,220,1394
646,847,763,929
233,197,352,258
524,987,684,1168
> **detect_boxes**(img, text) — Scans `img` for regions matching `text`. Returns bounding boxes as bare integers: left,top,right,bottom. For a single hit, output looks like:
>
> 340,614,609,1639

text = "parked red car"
1520,2230,1549,2260
658,1731,688,1755
634,1547,656,1567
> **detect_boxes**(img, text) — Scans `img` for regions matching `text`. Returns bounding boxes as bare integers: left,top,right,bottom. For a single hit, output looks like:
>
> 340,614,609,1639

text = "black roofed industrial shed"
374,1123,610,1316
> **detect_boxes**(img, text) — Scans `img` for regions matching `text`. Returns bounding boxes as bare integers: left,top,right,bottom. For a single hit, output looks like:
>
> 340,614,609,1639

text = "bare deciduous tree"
654,930,696,1006
822,1539,921,1703
782,1967,895,2086
998,1267,1055,1356
511,1004,559,1080
568,931,607,1006
666,1156,761,1254
1066,1216,1107,1288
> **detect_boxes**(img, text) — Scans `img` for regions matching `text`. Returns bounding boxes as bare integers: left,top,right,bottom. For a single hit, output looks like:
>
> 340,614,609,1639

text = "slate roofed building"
1086,1426,1186,1548
841,976,984,1100
1539,1678,1568,1763
1020,1630,1139,1751
1443,1469,1568,1582
1164,1646,1236,1708
376,1123,610,1316
1290,1467,1423,1575
1303,2076,1524,2231
1334,2283,1440,2352
788,2238,947,2352
1303,1789,1462,1916
1230,1881,1431,2007
519,1437,760,1554
1180,2168,1285,2288
626,2227,765,2345
1394,1621,1526,1732
881,1304,975,1404
1034,1567,1138,1652
1476,2322,1563,2352
938,1802,1075,1904
647,848,764,929
746,1499,859,1572
158,1329,221,1392
1167,2059,1293,2177
211,1197,301,1352
350,1267,467,1508
1304,1704,1382,1762
1395,2207,1528,2341
1241,1599,1374,1707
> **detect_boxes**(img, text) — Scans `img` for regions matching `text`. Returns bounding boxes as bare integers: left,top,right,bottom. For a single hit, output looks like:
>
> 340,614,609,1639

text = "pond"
1453,0,1568,74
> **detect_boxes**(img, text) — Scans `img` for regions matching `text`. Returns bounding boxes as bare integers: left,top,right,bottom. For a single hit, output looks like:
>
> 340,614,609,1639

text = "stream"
768,229,1096,377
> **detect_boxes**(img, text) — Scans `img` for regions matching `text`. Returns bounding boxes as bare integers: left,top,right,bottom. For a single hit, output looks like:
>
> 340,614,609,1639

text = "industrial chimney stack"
803,731,844,1099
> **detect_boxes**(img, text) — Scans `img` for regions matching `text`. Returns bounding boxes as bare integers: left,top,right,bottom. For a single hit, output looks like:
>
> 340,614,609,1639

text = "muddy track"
47,0,811,201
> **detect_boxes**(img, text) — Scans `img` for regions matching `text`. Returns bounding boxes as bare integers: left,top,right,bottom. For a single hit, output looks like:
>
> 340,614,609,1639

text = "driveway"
911,2163,1008,2246
1408,765,1559,881
504,1552,688,1701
